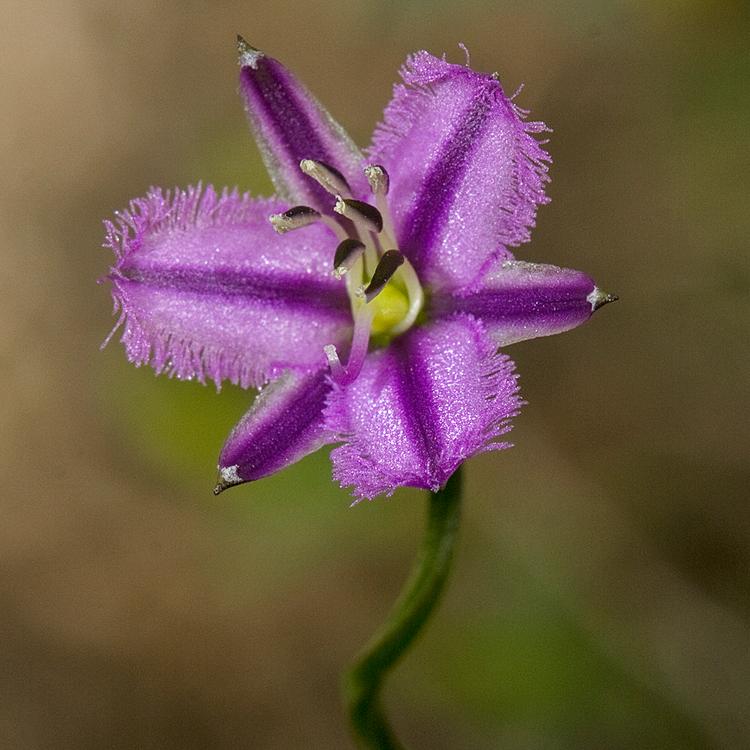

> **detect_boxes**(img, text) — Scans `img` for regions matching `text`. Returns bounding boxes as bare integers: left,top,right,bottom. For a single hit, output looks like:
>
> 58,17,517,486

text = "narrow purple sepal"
430,260,597,346
103,185,350,389
216,369,334,492
238,41,368,211
325,316,523,501
368,51,551,290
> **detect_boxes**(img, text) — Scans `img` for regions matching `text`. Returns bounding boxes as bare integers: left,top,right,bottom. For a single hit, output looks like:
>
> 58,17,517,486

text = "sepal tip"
587,287,619,312
213,465,242,495
237,34,264,68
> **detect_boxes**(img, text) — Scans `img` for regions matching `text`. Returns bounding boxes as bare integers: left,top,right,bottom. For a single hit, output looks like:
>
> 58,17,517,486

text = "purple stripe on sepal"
239,47,368,211
217,369,334,491
325,316,523,501
431,260,596,346
368,51,551,291
103,185,351,389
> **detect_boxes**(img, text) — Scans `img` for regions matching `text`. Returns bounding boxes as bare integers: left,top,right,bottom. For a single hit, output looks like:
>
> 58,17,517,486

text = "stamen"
300,159,351,196
324,303,375,386
333,196,383,235
362,250,405,302
364,164,389,196
333,239,365,279
364,165,397,246
269,205,321,234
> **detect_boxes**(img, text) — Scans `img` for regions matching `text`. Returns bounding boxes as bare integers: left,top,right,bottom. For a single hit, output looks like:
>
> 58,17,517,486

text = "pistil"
389,260,424,335
324,303,375,386
325,249,407,385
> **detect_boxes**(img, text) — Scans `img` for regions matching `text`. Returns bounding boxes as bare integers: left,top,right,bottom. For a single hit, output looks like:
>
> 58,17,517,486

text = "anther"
334,196,383,234
237,35,264,69
363,250,405,302
364,164,390,196
269,205,321,234
333,239,365,278
300,159,351,196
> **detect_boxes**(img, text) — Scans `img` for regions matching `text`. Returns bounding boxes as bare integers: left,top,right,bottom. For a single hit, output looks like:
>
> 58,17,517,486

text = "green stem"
344,467,463,749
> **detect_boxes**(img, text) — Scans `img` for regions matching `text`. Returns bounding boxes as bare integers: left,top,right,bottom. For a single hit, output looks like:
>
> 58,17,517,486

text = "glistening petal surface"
217,369,334,491
326,316,523,500
369,51,551,290
104,185,350,389
431,260,597,346
238,43,368,212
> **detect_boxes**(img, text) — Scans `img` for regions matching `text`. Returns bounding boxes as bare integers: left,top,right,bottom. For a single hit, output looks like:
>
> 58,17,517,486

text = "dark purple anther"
269,205,321,234
334,197,384,234
363,250,405,302
333,238,366,276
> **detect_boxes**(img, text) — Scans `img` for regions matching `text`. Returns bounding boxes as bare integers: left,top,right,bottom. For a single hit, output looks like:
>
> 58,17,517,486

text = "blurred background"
2,0,749,747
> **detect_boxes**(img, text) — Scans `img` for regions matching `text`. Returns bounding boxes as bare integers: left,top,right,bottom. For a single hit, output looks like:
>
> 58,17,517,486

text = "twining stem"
344,467,463,749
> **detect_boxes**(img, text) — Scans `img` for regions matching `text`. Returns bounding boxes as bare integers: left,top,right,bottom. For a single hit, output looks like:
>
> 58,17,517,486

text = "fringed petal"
238,41,368,212
215,369,333,492
368,50,551,291
326,316,523,501
430,260,602,346
103,185,350,389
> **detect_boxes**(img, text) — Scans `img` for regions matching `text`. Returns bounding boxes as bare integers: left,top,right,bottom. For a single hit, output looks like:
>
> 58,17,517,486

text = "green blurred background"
2,0,749,747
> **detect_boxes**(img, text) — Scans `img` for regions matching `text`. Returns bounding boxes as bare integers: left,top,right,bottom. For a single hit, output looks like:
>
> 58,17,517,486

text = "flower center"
269,160,425,385
370,284,410,337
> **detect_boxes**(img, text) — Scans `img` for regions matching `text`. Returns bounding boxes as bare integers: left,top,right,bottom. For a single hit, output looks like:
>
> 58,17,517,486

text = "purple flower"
102,39,615,501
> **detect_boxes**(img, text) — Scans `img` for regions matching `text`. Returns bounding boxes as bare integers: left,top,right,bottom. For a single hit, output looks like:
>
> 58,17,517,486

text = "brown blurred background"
2,1,748,748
